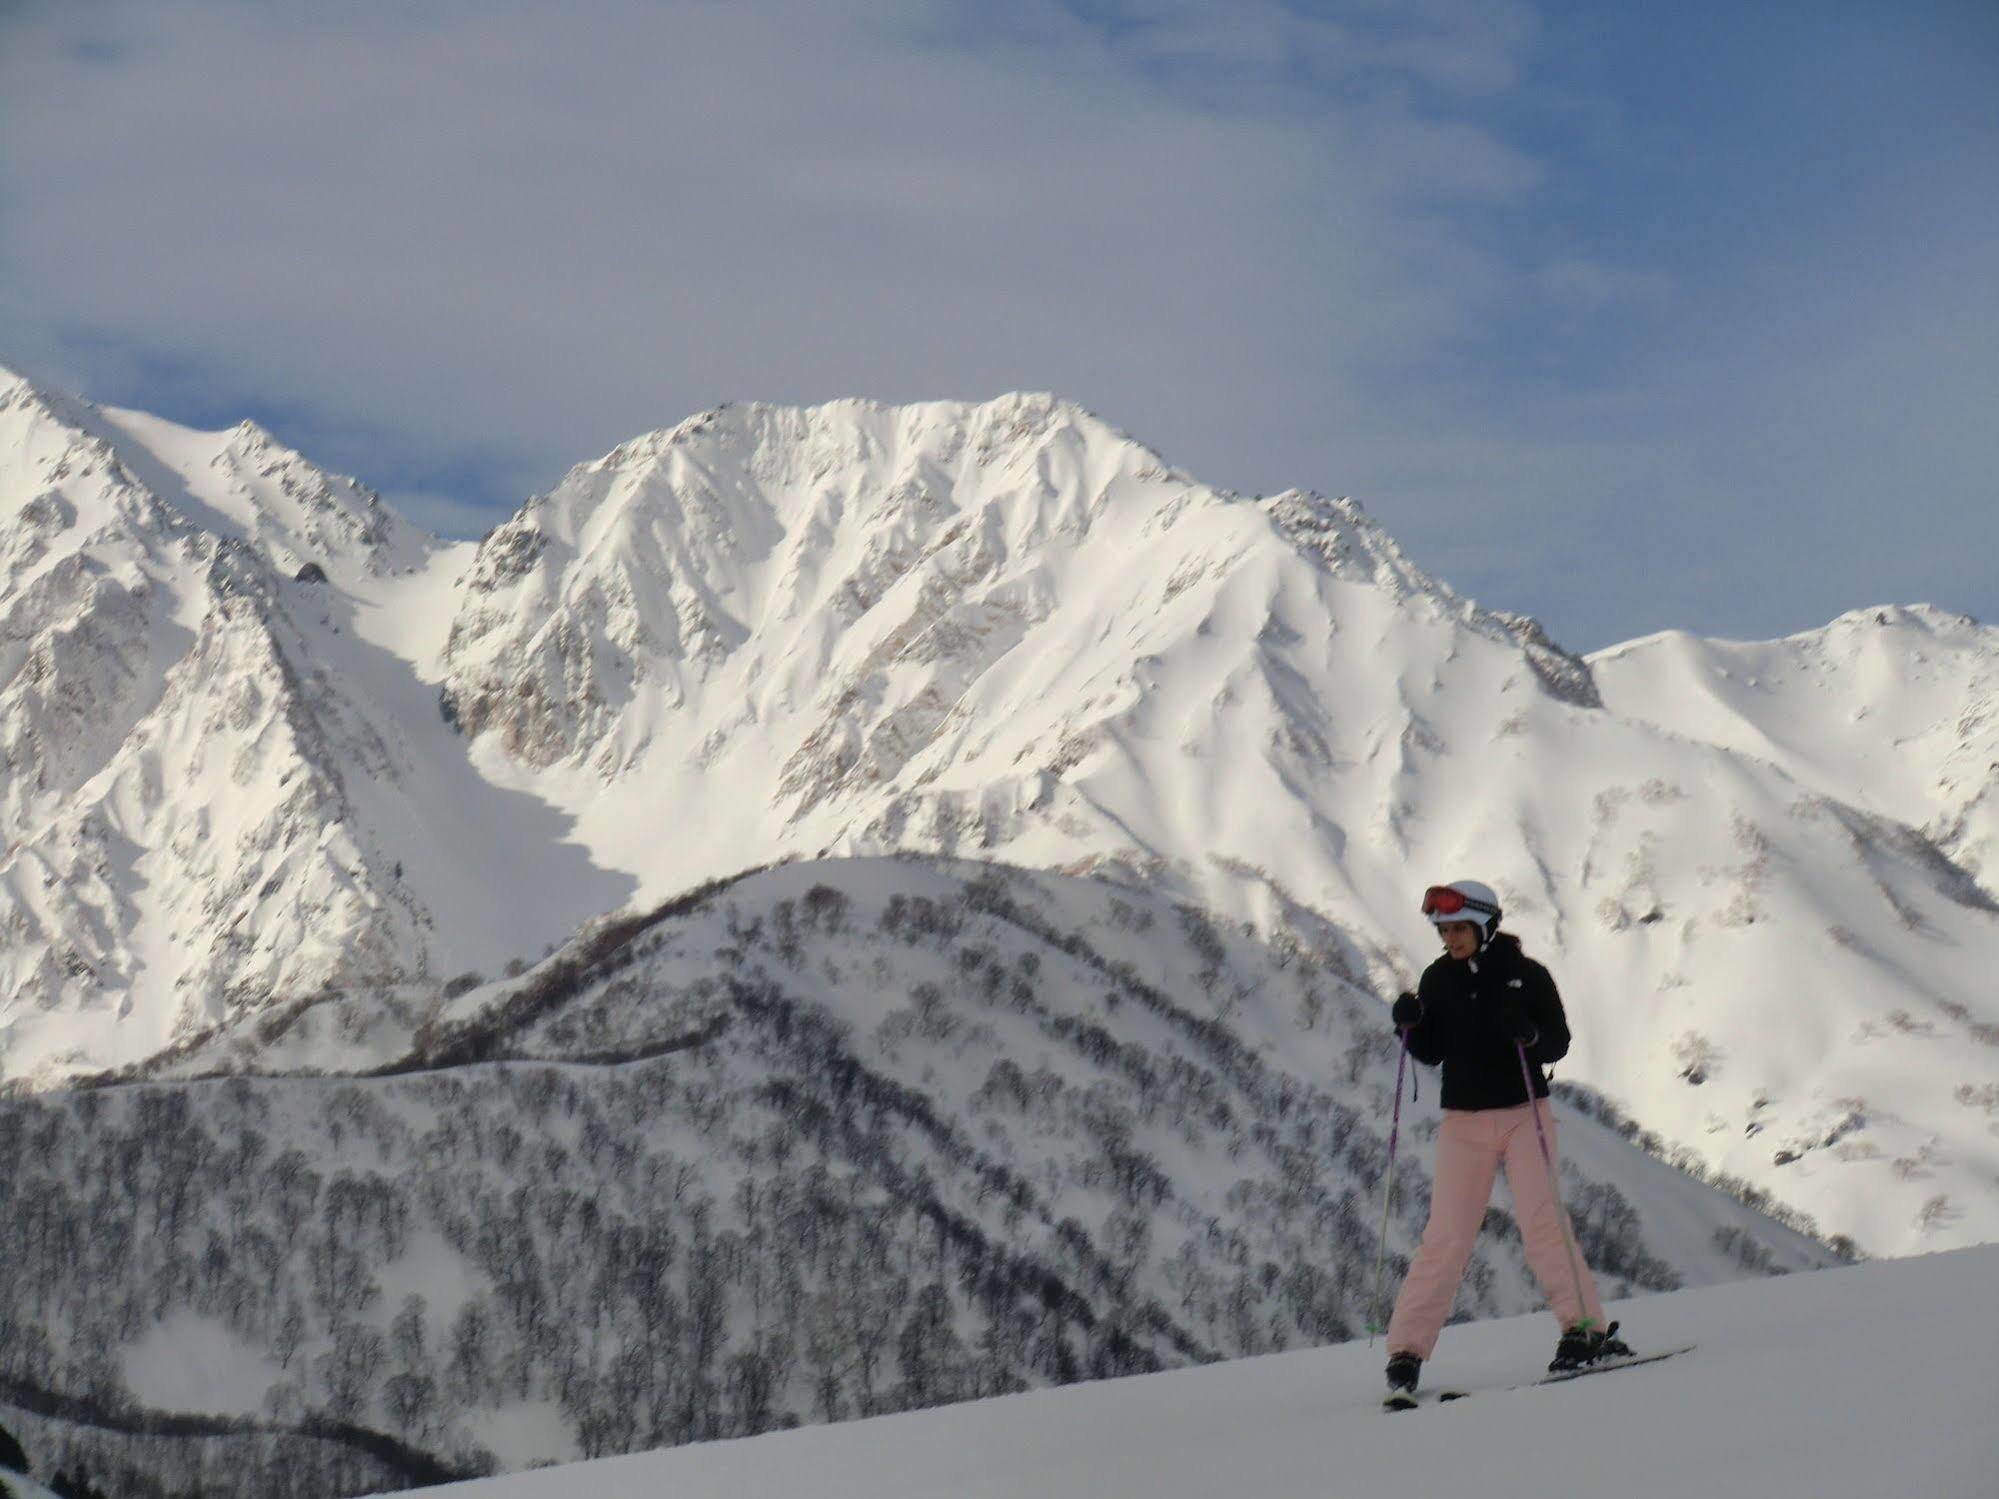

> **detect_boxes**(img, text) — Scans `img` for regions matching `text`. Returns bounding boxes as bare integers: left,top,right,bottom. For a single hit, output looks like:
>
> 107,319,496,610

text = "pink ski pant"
1386,1102,1605,1360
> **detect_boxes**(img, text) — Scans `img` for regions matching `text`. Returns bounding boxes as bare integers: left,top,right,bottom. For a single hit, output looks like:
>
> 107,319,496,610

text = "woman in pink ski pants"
1381,880,1629,1401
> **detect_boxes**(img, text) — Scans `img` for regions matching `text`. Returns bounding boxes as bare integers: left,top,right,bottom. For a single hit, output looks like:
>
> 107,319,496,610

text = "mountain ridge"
2,363,1994,1258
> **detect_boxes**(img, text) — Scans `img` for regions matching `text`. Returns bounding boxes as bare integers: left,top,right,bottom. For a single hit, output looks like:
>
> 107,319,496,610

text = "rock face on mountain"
2,365,1994,1254
434,395,1599,784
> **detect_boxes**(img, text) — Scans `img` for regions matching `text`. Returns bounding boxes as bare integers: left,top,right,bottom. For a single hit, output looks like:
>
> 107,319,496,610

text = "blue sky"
2,0,1993,651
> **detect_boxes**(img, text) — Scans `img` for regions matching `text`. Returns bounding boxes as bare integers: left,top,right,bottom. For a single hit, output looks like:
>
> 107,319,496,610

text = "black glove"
1391,991,1421,1028
1498,1007,1538,1046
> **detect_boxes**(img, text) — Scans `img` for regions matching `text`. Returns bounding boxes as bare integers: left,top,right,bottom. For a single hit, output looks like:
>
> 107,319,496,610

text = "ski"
1539,1344,1696,1385
1381,1346,1694,1409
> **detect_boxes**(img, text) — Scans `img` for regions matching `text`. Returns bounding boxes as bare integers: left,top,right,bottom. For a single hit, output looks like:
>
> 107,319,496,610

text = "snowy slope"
422,1245,1999,1499
1592,606,1999,896
0,366,632,1083
3,364,1996,1256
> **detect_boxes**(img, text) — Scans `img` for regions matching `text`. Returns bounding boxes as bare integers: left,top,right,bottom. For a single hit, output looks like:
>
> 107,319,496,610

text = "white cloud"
0,0,1543,498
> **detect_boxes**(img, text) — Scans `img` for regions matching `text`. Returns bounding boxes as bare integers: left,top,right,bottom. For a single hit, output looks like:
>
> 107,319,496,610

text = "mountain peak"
223,415,280,452
0,360,92,432
578,391,1170,484
1821,601,1984,637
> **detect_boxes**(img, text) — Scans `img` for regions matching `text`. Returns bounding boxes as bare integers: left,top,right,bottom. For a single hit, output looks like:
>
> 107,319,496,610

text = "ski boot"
1383,1351,1422,1410
1548,1319,1632,1373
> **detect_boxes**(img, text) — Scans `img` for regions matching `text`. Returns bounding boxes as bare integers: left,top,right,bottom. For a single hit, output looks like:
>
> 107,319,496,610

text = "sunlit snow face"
1436,921,1482,960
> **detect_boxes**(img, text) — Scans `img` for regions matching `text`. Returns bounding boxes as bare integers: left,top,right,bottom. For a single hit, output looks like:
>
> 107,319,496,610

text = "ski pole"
1366,1029,1411,1344
1517,1040,1593,1331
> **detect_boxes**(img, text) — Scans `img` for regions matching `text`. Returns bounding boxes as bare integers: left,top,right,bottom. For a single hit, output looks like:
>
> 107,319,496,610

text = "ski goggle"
1421,885,1499,919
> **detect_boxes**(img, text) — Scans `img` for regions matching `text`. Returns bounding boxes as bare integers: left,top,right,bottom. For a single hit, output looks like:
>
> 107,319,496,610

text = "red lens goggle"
1422,885,1497,919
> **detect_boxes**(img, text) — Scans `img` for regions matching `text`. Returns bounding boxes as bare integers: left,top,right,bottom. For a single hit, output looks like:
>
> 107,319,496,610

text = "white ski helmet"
1422,879,1502,939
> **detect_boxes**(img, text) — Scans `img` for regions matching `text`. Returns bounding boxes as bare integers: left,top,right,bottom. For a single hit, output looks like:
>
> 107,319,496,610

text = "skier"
1381,879,1630,1404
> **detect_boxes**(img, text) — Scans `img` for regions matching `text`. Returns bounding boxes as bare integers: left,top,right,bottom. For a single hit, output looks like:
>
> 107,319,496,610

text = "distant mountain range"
3,360,1995,1269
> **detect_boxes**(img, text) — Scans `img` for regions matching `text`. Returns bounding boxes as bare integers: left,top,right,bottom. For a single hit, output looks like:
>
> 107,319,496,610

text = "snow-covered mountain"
0,368,633,1079
3,362,1995,1257
1592,605,1999,898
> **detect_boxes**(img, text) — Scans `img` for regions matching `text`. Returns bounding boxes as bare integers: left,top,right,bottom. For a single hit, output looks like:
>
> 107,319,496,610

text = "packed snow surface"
426,1245,1997,1499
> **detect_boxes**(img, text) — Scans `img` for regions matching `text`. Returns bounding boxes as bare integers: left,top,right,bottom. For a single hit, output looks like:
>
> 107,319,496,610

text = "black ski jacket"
1403,932,1571,1111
